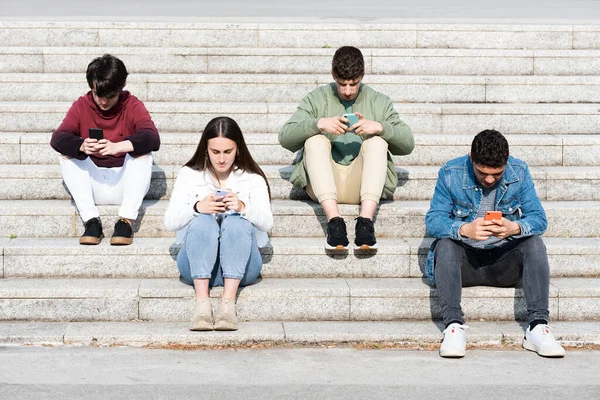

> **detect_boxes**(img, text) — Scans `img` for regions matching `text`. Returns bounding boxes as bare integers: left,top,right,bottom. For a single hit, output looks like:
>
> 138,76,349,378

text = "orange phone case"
484,211,502,221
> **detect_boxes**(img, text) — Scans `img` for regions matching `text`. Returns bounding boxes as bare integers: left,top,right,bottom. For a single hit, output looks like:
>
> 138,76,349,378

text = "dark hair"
184,117,271,200
332,46,364,81
86,54,128,97
470,129,509,168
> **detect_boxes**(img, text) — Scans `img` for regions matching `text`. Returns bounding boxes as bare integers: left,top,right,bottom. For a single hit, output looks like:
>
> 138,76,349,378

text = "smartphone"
89,128,104,140
343,113,359,131
484,211,502,221
215,189,231,200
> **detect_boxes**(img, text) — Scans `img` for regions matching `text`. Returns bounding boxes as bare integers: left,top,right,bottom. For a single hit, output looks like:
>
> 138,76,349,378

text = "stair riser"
1,24,595,50
2,174,599,202
4,110,600,135
12,142,596,168
3,253,599,279
0,295,596,322
0,207,597,238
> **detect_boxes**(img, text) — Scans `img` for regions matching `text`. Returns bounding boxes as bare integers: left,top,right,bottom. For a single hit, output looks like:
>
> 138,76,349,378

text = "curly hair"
470,130,509,167
331,46,364,81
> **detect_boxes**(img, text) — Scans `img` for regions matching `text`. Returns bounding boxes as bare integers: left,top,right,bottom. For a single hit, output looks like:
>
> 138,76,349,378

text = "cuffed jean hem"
527,312,550,325
222,273,245,280
190,274,212,280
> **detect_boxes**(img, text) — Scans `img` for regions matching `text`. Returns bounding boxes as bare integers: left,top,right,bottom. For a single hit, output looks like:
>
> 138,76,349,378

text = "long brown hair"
184,116,271,200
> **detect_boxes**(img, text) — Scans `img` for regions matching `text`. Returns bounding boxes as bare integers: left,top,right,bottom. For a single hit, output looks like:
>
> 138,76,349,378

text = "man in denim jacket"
425,130,564,358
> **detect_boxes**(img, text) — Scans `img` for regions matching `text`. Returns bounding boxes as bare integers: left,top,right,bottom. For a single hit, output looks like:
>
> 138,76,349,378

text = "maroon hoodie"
50,91,160,168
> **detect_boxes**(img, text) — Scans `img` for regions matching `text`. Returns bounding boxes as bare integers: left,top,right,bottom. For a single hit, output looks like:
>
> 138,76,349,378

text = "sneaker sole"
110,237,133,246
439,350,466,358
325,242,348,251
213,321,238,331
79,235,103,245
522,339,565,357
354,243,378,250
189,322,213,331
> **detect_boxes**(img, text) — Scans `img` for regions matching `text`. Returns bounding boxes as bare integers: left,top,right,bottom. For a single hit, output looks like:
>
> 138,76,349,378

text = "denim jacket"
424,155,547,286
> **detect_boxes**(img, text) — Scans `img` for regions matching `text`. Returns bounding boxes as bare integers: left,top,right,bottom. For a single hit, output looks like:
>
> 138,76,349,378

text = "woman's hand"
194,194,227,214
222,191,245,213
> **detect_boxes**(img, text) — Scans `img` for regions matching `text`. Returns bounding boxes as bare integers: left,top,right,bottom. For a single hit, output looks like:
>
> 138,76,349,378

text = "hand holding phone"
484,211,502,222
343,113,359,132
215,189,231,201
89,128,104,140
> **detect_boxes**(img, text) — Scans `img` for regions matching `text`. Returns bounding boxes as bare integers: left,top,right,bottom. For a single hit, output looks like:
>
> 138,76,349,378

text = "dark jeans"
434,236,550,326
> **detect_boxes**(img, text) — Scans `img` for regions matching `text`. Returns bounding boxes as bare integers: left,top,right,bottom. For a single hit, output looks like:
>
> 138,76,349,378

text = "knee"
187,214,218,234
304,134,330,155
519,236,546,255
361,135,388,154
222,215,253,237
434,239,462,267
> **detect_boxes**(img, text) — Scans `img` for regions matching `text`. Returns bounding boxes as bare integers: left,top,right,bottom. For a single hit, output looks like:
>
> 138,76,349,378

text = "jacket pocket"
452,201,472,219
498,196,521,219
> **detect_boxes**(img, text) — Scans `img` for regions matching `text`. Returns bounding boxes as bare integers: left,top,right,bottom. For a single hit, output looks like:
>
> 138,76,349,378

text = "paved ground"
2,0,600,22
0,347,599,399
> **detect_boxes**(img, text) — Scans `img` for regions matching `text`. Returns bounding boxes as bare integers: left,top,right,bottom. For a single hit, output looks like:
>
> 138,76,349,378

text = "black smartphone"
89,128,104,140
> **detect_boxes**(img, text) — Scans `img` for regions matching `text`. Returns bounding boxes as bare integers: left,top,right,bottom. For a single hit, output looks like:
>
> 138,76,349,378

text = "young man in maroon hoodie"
51,54,160,245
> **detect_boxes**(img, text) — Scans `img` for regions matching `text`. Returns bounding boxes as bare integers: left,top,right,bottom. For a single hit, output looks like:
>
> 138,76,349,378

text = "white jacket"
164,166,273,247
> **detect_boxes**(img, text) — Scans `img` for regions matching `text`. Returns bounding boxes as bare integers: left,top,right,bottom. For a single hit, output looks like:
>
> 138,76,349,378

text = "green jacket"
278,83,414,199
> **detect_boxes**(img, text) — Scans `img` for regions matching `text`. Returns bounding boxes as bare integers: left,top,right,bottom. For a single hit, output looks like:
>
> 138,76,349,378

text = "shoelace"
329,220,346,236
443,324,469,335
356,218,373,235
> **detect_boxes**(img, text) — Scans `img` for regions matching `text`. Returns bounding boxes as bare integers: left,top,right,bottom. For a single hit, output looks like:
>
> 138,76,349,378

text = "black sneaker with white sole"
79,217,103,245
325,216,349,250
354,216,377,249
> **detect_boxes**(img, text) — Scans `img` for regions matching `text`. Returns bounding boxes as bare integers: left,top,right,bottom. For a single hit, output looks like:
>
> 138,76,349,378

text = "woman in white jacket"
164,117,272,331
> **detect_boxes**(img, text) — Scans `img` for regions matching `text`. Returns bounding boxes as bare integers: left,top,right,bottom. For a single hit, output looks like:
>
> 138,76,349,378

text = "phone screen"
89,128,104,140
343,113,359,128
215,189,230,199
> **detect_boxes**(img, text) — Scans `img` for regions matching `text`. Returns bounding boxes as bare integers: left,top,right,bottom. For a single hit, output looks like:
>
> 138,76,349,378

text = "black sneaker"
110,218,133,246
354,217,377,250
325,216,349,250
80,217,103,245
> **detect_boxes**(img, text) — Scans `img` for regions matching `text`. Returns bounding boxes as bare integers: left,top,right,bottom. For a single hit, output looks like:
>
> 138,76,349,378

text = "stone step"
0,22,597,50
5,73,600,104
1,320,598,348
4,47,600,76
0,199,598,238
2,101,600,134
0,277,597,322
1,237,598,279
2,164,599,202
6,132,599,167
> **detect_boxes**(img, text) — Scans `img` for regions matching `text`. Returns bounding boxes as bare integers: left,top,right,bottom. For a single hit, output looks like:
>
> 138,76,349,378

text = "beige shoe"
190,298,213,331
213,298,238,331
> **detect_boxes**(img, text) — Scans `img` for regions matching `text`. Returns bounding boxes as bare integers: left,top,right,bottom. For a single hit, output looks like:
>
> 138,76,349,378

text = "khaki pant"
304,134,388,204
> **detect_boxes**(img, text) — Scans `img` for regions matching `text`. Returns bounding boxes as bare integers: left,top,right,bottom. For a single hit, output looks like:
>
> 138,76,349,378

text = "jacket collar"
462,156,519,190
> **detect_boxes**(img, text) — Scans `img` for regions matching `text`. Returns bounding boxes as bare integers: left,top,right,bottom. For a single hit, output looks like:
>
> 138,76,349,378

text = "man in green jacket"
279,46,414,250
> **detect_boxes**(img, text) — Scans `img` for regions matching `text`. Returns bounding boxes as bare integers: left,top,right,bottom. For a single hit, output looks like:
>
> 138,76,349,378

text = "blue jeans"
434,236,550,326
177,213,262,287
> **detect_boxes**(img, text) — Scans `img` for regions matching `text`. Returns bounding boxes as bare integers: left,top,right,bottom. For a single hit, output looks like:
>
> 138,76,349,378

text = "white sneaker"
440,323,468,358
523,324,565,357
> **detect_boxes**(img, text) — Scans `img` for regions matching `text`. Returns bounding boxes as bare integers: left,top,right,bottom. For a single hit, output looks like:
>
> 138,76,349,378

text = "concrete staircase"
0,21,599,348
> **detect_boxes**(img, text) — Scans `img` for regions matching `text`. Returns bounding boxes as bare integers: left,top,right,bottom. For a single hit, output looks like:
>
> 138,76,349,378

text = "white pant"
60,154,153,223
